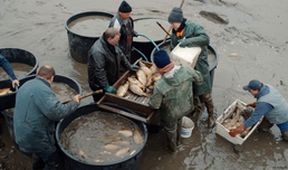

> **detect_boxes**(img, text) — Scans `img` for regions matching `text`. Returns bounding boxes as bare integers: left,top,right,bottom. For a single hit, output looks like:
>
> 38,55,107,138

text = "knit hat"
168,7,183,23
153,50,171,68
243,80,263,91
118,1,132,13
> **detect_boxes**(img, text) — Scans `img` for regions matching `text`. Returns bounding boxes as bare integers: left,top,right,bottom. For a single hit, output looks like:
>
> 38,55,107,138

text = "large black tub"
1,74,82,142
56,104,148,170
132,17,170,62
65,11,113,63
0,48,39,83
150,40,218,85
0,75,35,111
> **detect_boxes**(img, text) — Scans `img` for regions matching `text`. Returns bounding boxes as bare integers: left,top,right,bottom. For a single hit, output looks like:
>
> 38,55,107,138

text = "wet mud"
0,0,288,169
60,111,144,164
0,63,33,80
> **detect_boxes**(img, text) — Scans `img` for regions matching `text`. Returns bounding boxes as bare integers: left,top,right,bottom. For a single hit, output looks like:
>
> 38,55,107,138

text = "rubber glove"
103,85,117,94
178,39,190,47
129,64,139,72
229,124,245,137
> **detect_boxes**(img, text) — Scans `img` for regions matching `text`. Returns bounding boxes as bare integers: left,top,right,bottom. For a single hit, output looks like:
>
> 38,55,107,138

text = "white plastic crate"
216,99,263,145
171,44,201,68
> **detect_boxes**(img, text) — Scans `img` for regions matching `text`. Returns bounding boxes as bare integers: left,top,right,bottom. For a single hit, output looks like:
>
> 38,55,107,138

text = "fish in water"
133,129,144,144
116,81,129,97
118,130,133,138
127,76,144,89
129,84,148,97
104,144,120,151
0,88,12,96
136,69,147,86
115,147,130,157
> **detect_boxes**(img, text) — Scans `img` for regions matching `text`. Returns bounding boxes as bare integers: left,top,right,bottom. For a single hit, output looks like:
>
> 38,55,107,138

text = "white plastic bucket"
180,116,195,138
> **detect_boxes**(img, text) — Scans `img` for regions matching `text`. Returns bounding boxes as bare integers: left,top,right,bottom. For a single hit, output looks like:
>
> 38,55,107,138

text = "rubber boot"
200,92,215,128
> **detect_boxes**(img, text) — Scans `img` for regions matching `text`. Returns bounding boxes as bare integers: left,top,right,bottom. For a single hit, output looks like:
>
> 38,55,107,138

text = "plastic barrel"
0,75,35,111
1,74,82,142
0,48,39,83
150,40,218,86
65,11,113,63
56,104,148,170
132,17,170,62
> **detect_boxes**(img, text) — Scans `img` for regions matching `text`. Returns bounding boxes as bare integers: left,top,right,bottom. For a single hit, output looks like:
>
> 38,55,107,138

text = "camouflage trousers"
163,118,182,152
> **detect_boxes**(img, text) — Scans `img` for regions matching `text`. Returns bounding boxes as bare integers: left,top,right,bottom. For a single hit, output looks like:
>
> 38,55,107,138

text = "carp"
136,69,147,86
129,84,148,97
115,147,130,157
127,76,144,89
150,64,157,74
104,144,120,151
118,130,133,137
116,82,129,97
133,128,144,144
152,73,161,81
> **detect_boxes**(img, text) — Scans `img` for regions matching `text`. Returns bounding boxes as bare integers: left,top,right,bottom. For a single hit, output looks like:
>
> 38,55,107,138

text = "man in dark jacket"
14,65,80,170
0,54,19,87
109,0,137,62
168,7,215,128
229,80,288,141
88,27,135,101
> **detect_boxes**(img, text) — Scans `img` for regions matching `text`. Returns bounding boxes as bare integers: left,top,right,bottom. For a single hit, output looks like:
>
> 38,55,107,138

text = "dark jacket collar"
255,84,270,99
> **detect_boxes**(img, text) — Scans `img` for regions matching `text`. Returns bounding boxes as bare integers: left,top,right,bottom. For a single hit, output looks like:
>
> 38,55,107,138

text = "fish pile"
61,112,145,164
0,88,13,96
116,60,161,97
222,107,251,138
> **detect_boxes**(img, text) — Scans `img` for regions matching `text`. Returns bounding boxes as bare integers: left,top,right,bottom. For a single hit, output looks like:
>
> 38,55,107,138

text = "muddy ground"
0,0,288,169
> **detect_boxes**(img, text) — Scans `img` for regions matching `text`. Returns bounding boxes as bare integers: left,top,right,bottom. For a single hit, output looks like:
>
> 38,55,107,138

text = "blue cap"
153,49,171,68
243,80,263,91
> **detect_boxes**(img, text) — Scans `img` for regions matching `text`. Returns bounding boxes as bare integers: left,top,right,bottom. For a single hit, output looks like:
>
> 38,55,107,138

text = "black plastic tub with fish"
65,11,113,63
1,74,82,144
55,104,148,170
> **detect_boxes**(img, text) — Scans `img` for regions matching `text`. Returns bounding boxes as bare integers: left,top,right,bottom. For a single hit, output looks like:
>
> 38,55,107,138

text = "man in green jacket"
168,7,215,128
14,65,80,170
149,50,202,152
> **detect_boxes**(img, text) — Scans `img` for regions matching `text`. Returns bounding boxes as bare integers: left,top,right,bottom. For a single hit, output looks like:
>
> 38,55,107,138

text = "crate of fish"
98,60,160,123
216,99,263,145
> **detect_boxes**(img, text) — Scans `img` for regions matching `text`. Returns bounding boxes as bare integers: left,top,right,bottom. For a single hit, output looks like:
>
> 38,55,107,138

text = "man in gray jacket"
14,65,80,170
88,27,135,101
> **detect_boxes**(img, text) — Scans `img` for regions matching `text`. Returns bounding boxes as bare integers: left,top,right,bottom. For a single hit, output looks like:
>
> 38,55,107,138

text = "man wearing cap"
109,0,137,62
167,7,215,128
229,80,288,141
149,50,202,152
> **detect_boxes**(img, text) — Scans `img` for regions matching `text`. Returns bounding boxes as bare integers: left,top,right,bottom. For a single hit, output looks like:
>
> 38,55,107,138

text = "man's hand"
178,39,190,47
246,102,256,108
12,79,19,88
72,94,81,103
104,85,117,94
229,124,245,137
